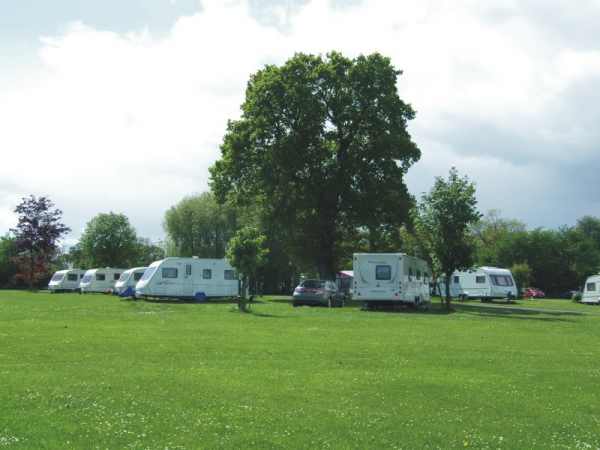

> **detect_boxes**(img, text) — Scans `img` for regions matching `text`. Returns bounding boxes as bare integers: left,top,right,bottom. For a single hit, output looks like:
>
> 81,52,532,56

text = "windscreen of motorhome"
376,265,391,280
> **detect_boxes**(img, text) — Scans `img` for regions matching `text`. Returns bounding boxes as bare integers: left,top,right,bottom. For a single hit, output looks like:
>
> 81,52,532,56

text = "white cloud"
1,0,599,241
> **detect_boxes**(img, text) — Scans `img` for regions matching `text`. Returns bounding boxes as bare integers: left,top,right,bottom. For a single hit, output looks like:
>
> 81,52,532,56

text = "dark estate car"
292,279,344,307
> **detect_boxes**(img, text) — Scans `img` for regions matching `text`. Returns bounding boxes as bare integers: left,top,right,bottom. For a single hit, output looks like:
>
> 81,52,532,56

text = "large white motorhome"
439,267,517,302
48,269,86,292
581,274,600,304
352,253,431,308
79,268,127,294
114,267,147,297
135,257,239,300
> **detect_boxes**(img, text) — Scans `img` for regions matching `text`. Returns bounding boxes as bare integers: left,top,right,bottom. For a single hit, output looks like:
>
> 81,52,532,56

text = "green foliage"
415,168,481,308
0,234,18,287
211,52,420,278
164,192,236,258
134,238,165,267
510,262,532,296
226,227,269,307
79,213,139,268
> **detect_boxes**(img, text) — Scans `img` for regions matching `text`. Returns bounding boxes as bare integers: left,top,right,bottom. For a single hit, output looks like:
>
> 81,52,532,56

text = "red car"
523,287,545,298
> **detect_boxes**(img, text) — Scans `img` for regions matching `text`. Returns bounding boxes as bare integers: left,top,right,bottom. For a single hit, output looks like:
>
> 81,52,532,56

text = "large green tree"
79,213,139,267
164,192,236,258
415,168,481,309
211,52,420,278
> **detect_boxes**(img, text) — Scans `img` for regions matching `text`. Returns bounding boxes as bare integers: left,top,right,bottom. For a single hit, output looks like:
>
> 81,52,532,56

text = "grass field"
1,291,600,449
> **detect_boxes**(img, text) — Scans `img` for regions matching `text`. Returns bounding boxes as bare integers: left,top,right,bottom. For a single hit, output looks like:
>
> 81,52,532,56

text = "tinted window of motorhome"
224,270,236,280
453,276,459,283
51,273,64,282
140,267,156,281
133,272,143,281
67,274,78,281
162,268,178,278
491,275,513,286
376,265,391,280
96,273,106,281
476,276,486,284
587,282,597,292
203,269,212,279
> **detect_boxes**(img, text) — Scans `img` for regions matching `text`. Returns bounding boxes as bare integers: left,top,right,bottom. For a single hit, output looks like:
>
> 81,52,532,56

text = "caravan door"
182,263,194,298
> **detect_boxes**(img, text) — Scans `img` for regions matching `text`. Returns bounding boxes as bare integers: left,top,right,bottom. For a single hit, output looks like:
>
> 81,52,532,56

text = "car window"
301,280,325,289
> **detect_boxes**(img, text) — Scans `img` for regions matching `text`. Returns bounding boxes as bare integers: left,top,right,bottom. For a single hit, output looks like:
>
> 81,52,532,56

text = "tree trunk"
444,274,452,310
29,250,35,290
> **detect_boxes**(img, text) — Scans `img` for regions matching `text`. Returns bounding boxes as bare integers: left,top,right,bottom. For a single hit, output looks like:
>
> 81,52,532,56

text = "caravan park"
2,1,600,449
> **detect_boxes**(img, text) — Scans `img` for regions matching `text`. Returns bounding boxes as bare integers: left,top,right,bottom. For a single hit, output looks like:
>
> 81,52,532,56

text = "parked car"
522,287,545,298
292,279,343,307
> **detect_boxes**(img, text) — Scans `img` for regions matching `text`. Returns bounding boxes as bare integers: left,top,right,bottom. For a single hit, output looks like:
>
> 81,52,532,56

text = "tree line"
1,52,598,300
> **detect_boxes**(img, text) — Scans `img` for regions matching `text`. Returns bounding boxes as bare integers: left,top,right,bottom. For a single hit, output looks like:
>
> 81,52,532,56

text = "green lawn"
1,291,600,449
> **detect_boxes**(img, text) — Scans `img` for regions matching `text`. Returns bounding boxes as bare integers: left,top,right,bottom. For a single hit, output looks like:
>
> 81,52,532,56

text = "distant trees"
10,195,70,288
413,168,481,309
79,213,139,267
211,52,420,279
163,192,236,258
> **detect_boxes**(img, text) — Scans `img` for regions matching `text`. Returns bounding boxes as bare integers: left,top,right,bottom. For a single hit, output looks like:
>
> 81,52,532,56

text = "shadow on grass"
453,303,580,322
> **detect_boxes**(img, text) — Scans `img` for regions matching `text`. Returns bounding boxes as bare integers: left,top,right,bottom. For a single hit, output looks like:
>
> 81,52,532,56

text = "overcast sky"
1,0,599,244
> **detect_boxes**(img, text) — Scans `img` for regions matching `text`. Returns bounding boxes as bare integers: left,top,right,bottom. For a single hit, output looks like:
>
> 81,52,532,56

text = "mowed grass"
1,291,600,449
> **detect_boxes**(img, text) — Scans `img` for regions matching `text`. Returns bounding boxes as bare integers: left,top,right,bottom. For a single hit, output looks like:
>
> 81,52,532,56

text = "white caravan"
581,274,600,304
135,257,239,300
439,267,517,302
48,269,86,292
80,268,127,293
352,253,431,308
114,267,147,297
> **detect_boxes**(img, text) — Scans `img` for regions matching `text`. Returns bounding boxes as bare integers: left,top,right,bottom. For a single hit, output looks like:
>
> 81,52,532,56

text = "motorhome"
581,274,600,304
48,269,86,292
135,257,239,300
352,253,431,308
439,267,517,302
114,267,147,297
79,268,127,294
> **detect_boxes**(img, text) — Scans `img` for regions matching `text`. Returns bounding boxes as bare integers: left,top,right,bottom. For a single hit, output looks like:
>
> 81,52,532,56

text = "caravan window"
118,272,129,282
133,272,143,281
416,270,421,280
162,268,178,279
476,276,486,284
203,269,212,280
587,282,597,292
96,273,106,281
224,270,236,280
490,275,513,286
81,274,92,283
51,273,64,282
453,276,460,284
376,265,391,281
114,273,121,281
186,264,192,276
67,274,78,281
